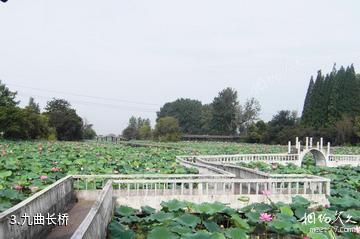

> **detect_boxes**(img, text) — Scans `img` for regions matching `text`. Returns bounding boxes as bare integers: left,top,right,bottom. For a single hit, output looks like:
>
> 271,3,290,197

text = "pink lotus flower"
354,226,360,234
262,190,272,196
259,213,273,222
40,175,48,180
14,185,23,190
51,167,60,172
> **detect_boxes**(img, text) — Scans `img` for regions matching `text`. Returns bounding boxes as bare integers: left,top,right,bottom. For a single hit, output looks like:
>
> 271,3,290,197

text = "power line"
16,92,158,113
6,82,161,107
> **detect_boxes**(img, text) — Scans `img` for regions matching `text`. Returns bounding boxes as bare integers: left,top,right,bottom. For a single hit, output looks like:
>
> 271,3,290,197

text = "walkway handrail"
72,174,232,179
0,176,75,239
112,176,330,196
71,180,114,239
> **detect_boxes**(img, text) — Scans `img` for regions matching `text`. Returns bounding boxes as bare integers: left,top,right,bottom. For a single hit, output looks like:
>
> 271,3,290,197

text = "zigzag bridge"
0,137,359,239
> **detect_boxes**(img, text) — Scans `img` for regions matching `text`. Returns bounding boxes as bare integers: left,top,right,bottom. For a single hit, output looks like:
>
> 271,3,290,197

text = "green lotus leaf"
161,199,187,212
148,211,175,222
203,220,221,233
231,214,250,231
141,206,156,215
175,214,201,228
147,227,178,239
210,232,226,239
182,231,212,239
191,202,228,215
280,206,294,217
224,228,248,239
115,206,136,217
108,221,135,239
0,171,12,178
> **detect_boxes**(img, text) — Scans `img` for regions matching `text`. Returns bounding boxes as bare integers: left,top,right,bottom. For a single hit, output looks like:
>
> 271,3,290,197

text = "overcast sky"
1,0,359,135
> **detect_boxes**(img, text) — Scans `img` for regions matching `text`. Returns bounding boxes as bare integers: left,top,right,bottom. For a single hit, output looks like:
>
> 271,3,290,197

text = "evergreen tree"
301,76,314,124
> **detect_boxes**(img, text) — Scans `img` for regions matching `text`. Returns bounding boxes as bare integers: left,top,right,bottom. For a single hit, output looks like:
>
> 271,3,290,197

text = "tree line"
123,64,360,145
122,87,261,141
0,81,96,141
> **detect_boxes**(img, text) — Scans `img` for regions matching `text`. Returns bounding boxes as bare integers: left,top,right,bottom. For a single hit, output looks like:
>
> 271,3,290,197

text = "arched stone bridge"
191,137,360,167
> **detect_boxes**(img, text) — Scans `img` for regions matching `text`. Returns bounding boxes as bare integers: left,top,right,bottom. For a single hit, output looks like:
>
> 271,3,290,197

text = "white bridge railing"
111,177,330,197
180,136,360,167
196,154,299,164
72,173,330,197
72,173,235,190
328,155,360,162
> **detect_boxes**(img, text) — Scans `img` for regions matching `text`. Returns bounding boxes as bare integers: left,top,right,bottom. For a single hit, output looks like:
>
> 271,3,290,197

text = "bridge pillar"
296,137,299,148
316,142,319,150
297,142,301,154
327,142,330,155
310,137,313,148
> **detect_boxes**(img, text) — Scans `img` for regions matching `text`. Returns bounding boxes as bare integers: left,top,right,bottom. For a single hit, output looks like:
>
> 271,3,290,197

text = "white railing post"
326,181,331,196
198,182,203,195
327,142,330,155
316,142,319,150
305,137,309,150
288,141,291,154
297,142,301,154
296,137,299,149
320,138,323,151
310,137,313,148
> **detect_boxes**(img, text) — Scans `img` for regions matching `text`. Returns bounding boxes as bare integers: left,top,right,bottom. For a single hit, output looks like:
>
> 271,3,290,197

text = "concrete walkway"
46,200,94,239
195,161,223,175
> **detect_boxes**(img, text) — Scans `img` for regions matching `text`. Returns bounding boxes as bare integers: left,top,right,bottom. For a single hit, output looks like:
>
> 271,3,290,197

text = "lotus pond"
109,160,360,239
108,195,359,239
0,140,295,212
0,141,198,212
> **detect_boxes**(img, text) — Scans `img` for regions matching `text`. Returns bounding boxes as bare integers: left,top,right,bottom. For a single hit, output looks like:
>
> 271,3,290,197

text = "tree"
0,107,50,140
210,88,239,135
0,80,18,107
0,107,28,139
122,116,138,140
45,98,83,141
236,97,261,135
301,76,314,124
138,122,152,140
246,120,267,143
200,104,213,134
157,98,203,134
264,110,299,144
154,116,181,142
122,116,152,140
82,119,97,140
354,116,360,139
335,116,356,145
26,97,40,113
23,109,51,139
